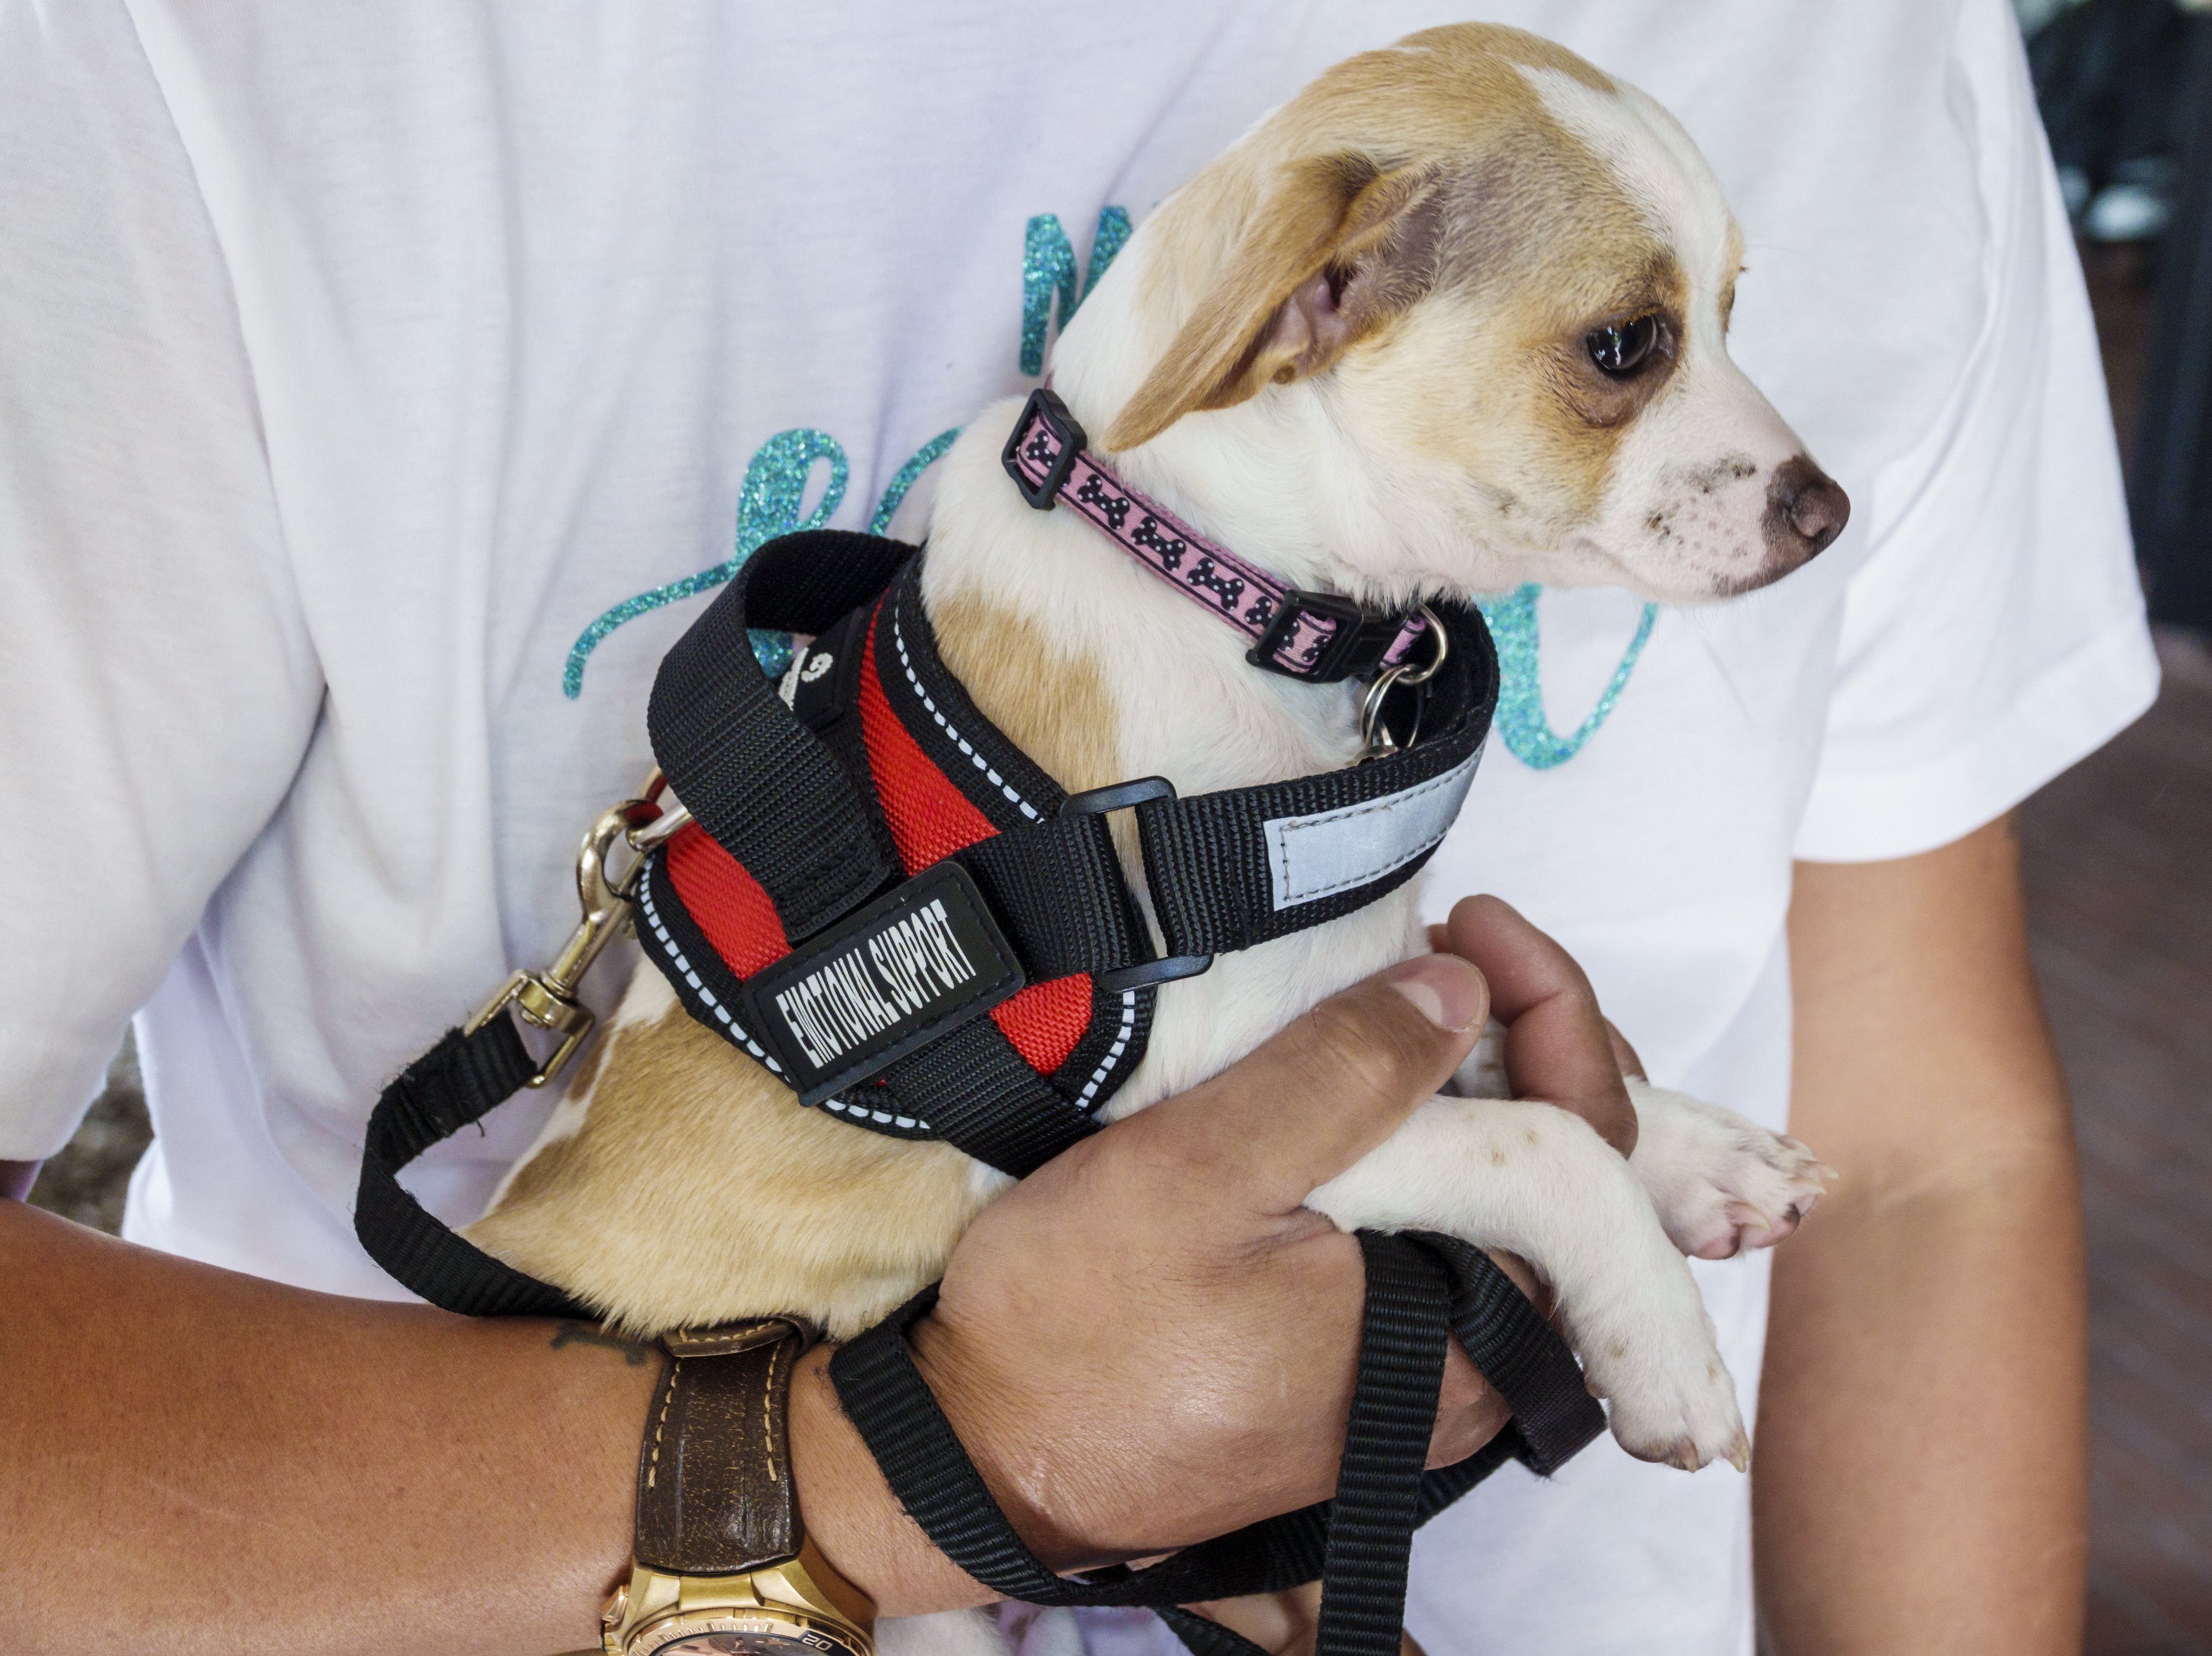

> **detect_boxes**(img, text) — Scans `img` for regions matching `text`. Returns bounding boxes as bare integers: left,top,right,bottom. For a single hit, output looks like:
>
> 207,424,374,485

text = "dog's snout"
1765,455,1849,562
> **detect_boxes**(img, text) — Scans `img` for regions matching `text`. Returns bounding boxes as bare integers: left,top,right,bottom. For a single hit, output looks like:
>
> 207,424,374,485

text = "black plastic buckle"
1246,588,1402,683
1059,776,1214,993
1059,775,1176,817
1001,388,1089,511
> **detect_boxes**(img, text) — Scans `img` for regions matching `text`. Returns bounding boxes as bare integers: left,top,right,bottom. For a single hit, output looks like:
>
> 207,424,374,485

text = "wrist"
787,1343,998,1615
902,1313,1104,1573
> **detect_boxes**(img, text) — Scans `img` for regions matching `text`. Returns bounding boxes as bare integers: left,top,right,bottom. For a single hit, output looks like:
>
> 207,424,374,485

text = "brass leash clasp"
466,769,694,1087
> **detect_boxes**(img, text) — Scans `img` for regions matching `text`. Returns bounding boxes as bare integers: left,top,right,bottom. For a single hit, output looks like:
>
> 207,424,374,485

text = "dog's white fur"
473,27,1844,1653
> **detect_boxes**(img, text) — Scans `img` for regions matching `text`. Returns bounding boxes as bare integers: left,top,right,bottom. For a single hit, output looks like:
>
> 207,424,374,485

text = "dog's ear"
1104,158,1444,452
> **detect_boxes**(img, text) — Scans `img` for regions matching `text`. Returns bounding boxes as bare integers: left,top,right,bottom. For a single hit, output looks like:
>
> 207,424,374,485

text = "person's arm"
1,905,1628,1656
1754,815,2087,1653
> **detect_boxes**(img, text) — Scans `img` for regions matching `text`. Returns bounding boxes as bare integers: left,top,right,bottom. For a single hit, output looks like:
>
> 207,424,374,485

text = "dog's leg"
1626,1079,1835,1260
876,1609,1017,1656
1306,1097,1750,1471
1450,1030,1833,1261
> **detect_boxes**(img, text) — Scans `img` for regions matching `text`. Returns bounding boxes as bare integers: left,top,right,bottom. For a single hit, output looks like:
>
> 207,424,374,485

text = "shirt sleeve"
0,1,322,1157
1792,0,2160,864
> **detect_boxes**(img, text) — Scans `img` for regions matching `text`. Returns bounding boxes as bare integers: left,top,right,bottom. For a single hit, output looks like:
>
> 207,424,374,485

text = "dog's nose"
1765,455,1850,561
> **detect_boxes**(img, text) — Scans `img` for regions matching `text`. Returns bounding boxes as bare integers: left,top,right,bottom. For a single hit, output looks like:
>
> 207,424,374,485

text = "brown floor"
24,245,2212,1656
2029,630,2212,1656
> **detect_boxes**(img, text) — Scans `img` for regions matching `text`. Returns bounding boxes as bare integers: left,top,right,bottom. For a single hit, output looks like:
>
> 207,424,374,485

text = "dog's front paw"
1603,1356,1750,1474
1627,1081,1835,1260
1570,1262,1749,1474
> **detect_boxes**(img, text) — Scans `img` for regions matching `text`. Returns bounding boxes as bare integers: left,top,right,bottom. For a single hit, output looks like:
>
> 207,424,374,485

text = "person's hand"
790,893,1639,1609
1428,893,1641,1156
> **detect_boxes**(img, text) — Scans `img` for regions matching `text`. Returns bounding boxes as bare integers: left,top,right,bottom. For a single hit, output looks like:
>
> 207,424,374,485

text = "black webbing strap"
1313,1234,1452,1656
649,530,914,941
1131,601,1499,962
870,567,1501,981
353,1019,594,1319
828,1231,1605,1656
872,1016,1102,1178
1413,1232,1603,1478
955,817,1142,983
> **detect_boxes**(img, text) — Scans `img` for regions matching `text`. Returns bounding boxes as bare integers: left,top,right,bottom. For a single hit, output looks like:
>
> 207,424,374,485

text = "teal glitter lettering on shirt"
870,429,962,536
1475,585,1659,769
562,428,849,698
1020,205,1132,376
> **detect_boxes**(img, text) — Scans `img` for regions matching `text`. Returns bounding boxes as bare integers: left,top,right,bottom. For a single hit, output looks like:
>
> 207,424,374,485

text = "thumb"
1127,954,1489,1212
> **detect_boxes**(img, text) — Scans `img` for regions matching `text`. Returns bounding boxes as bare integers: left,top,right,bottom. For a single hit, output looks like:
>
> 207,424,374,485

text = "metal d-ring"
1360,605,1448,760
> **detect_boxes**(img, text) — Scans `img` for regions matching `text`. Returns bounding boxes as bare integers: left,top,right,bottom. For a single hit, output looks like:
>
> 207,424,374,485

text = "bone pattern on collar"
1006,396,1429,683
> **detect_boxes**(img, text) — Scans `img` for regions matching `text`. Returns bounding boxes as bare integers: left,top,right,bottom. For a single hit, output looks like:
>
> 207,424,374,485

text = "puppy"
467,22,1841,1649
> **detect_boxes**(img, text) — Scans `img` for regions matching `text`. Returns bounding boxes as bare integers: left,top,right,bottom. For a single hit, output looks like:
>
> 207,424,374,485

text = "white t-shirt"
0,1,2156,1652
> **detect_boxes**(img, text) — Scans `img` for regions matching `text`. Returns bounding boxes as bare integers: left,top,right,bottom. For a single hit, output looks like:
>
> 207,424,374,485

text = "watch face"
638,1617,863,1656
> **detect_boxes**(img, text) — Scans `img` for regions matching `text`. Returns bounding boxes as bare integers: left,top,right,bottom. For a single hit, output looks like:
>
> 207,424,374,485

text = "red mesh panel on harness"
857,609,1089,1077
664,821,791,980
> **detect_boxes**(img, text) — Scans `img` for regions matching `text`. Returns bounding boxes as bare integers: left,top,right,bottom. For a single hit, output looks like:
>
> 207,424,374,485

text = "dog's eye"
1586,316,1659,377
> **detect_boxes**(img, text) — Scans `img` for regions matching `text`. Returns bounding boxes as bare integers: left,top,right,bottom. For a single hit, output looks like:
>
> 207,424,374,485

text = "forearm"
0,1201,987,1655
1757,1140,2085,1649
1755,820,2087,1653
0,943,1555,1648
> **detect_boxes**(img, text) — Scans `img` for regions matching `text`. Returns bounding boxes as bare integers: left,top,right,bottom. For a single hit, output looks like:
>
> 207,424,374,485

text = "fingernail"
1386,954,1486,1032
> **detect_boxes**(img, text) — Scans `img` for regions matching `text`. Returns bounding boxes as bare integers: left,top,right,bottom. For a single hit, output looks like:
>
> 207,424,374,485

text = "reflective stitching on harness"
639,861,934,1133
823,1096,920,1130
1078,990,1138,1104
636,863,785,1074
893,611,1044,823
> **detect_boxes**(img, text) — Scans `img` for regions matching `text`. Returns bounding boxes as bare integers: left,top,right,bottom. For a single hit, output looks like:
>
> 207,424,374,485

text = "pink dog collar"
1002,389,1430,684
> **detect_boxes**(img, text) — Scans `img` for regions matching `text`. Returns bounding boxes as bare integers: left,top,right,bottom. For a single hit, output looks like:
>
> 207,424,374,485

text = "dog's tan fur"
466,985,983,1338
930,593,1122,802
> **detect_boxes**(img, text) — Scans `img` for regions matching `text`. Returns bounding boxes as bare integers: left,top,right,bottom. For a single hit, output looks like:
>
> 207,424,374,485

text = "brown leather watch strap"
636,1318,813,1575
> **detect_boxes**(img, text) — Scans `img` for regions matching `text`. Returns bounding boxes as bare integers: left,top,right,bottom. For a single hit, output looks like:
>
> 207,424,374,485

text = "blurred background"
2015,6,2212,1650
24,5,2212,1651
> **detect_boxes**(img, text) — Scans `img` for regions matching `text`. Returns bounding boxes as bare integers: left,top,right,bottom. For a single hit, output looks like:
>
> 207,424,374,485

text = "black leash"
354,1018,592,1321
356,1012,1605,1656
828,1231,1602,1656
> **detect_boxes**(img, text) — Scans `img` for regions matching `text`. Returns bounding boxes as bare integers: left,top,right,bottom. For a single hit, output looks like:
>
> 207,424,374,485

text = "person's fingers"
1129,955,1489,1212
1441,895,1637,1157
1435,915,1646,1085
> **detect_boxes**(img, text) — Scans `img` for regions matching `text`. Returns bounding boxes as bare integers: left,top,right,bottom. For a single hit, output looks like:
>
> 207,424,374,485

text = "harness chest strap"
634,537,1497,1179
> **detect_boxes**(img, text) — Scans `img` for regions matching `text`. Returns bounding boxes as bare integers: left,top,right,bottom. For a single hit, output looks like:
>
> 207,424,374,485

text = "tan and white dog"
468,22,1842,1647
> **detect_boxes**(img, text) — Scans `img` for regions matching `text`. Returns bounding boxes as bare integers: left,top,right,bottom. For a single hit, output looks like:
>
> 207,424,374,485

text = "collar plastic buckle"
1248,588,1404,684
1002,388,1089,511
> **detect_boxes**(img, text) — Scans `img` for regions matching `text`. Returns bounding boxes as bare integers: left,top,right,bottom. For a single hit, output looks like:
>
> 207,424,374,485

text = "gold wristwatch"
601,1319,877,1656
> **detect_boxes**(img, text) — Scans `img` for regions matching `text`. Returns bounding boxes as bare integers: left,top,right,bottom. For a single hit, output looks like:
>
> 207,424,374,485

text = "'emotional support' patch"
741,862,1025,1105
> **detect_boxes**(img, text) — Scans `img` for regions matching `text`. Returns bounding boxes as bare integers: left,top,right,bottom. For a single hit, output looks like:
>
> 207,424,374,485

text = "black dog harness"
356,390,1605,1656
